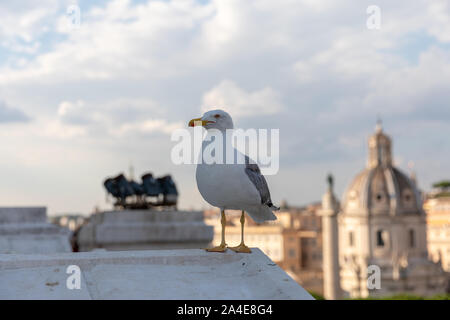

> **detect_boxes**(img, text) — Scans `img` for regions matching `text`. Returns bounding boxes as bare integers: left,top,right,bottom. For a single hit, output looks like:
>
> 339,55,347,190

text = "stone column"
319,175,341,300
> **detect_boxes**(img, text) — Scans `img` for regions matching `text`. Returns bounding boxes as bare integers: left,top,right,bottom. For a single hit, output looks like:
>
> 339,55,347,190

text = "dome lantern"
367,120,393,169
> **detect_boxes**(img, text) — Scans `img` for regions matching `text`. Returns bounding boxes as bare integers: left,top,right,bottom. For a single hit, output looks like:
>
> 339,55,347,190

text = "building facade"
425,186,450,272
323,123,447,299
278,205,323,294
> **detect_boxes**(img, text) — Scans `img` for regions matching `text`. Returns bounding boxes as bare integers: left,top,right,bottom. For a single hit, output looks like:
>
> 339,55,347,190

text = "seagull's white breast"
196,162,261,210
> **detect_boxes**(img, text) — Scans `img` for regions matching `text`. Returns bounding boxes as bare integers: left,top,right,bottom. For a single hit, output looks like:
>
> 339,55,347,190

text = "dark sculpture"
103,172,179,209
141,173,162,197
327,173,334,191
157,175,179,206
104,173,134,205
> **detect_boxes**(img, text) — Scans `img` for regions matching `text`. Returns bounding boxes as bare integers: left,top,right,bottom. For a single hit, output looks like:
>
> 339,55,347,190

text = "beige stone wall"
425,197,450,271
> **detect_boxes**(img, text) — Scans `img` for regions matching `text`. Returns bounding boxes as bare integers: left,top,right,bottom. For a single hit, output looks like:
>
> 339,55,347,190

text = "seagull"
189,109,278,253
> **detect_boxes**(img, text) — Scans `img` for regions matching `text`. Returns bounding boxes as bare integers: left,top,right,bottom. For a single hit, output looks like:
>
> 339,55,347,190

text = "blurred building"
50,214,88,231
278,204,323,294
425,183,450,271
322,122,447,299
0,207,72,254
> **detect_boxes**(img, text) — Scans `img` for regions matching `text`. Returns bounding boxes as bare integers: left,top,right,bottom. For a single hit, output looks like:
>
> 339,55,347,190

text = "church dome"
342,122,422,216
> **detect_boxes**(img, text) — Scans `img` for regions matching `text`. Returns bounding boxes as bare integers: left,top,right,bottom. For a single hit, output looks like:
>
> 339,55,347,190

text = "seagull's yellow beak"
188,117,213,127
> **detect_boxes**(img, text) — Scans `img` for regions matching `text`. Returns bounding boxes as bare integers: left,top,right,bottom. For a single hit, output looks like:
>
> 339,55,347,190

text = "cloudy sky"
0,0,449,215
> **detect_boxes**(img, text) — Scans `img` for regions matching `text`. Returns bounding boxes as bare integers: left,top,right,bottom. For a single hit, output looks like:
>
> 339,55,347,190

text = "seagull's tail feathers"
246,204,278,224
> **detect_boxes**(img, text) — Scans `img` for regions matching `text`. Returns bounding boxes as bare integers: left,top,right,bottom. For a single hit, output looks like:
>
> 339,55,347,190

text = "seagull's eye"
214,114,220,119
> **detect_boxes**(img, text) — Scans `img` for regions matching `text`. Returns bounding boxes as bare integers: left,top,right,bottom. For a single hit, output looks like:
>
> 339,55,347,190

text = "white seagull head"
189,109,234,131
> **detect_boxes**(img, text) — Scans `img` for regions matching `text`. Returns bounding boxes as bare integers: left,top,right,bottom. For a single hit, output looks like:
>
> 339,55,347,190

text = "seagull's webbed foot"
229,243,252,253
205,243,228,253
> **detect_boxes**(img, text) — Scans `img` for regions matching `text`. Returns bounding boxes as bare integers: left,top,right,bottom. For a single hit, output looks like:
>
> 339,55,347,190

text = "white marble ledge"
0,248,314,300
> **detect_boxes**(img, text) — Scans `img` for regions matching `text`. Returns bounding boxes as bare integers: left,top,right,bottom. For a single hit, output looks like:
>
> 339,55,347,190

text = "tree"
432,181,450,189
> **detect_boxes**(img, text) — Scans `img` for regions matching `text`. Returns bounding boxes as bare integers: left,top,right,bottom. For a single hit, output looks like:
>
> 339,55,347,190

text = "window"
289,249,296,258
409,229,415,248
403,189,413,203
349,231,354,247
303,218,309,228
376,230,385,247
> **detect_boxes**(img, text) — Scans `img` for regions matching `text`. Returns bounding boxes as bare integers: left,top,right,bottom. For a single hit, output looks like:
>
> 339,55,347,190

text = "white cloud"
0,0,215,84
310,46,450,124
117,119,183,136
55,98,181,138
0,0,61,55
201,79,283,118
58,100,92,124
363,47,450,115
427,0,450,43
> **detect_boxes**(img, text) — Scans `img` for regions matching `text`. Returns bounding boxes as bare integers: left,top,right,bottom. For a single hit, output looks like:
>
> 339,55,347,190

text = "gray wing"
244,156,276,208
